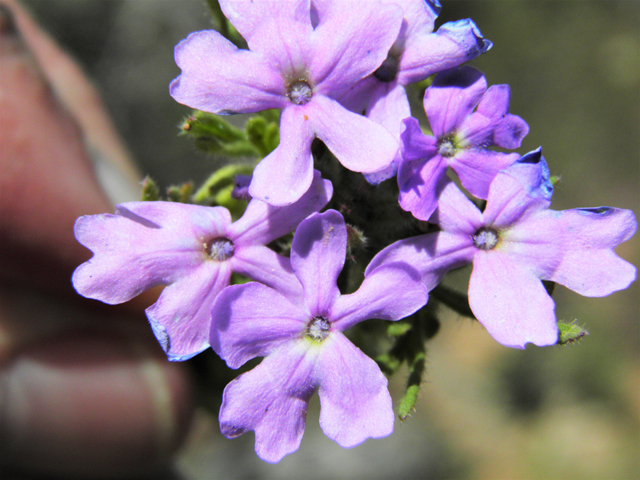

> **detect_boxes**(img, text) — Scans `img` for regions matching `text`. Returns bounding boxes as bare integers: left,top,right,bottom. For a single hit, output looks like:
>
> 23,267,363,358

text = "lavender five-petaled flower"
368,149,637,348
72,172,332,361
209,210,428,462
398,66,529,220
170,0,404,206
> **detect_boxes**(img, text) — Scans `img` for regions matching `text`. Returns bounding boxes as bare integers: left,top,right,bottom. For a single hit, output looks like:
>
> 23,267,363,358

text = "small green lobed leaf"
557,320,589,345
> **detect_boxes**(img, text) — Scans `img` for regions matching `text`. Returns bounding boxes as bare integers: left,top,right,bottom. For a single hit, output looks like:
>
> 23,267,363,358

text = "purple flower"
340,0,492,184
72,172,332,361
368,149,637,348
170,0,404,206
398,66,529,220
209,210,428,462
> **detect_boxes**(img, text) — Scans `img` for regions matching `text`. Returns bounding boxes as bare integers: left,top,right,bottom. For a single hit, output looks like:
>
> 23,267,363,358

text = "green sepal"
140,176,160,201
557,320,589,345
550,175,561,187
181,111,260,157
167,182,194,203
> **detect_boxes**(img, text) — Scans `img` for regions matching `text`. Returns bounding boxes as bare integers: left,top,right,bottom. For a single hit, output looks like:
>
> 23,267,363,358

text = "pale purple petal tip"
469,252,559,349
424,66,486,136
494,114,529,149
146,262,232,361
331,263,428,332
219,345,317,463
291,210,346,315
317,332,394,448
548,207,637,296
317,333,394,448
365,232,475,290
507,147,554,201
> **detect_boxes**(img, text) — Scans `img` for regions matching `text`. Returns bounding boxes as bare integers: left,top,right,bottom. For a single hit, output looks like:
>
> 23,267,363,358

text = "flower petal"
220,0,312,46
219,343,317,463
331,263,427,332
317,332,394,448
170,30,285,114
210,282,308,369
400,20,491,86
469,251,559,348
395,0,441,39
310,1,403,99
482,148,553,228
366,81,411,140
397,152,447,221
450,149,519,200
231,245,304,302
476,84,511,118
497,210,563,278
228,170,332,245
430,178,484,235
249,106,316,206
240,5,314,74
547,207,637,296
309,95,399,174
72,202,231,304
291,210,345,316
365,231,475,290
493,114,529,149
146,261,232,361
362,82,410,184
423,65,486,136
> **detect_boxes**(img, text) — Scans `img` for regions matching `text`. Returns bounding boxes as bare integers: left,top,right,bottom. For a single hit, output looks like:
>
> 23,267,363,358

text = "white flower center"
287,80,313,105
473,228,499,250
437,134,458,158
205,238,235,261
306,316,331,342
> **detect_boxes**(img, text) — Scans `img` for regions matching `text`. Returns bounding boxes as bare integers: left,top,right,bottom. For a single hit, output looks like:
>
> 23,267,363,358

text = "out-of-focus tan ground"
20,1,639,478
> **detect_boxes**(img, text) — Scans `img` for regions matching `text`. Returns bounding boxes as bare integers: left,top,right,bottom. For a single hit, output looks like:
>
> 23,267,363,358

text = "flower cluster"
72,0,636,464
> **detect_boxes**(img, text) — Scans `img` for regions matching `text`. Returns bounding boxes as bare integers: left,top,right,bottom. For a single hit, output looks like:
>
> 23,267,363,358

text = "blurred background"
19,1,639,478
